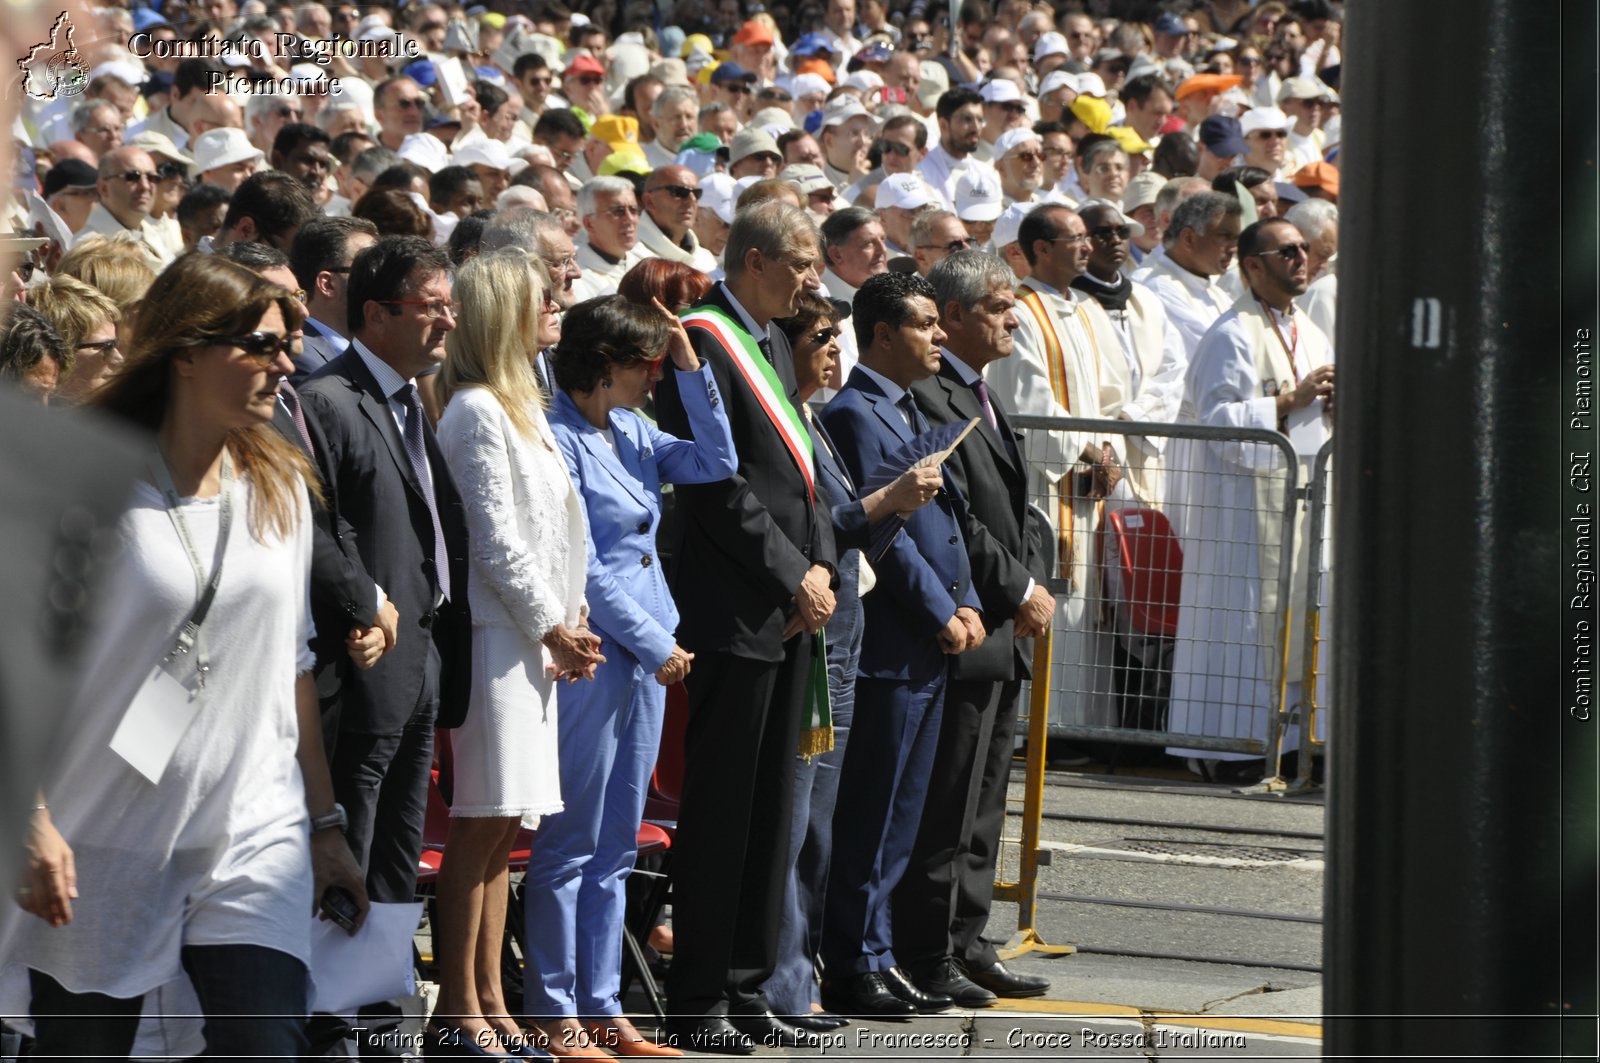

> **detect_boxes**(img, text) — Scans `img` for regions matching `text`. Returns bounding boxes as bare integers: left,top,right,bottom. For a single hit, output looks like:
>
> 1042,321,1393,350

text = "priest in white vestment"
984,206,1129,728
1163,218,1335,768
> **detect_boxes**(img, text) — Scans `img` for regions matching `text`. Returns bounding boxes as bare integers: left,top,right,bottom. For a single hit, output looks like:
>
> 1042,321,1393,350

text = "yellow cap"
1069,95,1112,134
589,114,640,148
598,146,651,176
1107,125,1153,155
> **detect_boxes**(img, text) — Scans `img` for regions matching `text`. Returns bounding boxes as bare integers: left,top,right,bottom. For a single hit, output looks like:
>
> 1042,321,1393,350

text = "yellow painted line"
984,998,1322,1039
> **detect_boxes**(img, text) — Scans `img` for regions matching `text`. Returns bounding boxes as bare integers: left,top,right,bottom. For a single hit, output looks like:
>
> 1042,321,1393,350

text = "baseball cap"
1291,160,1340,197
1074,73,1108,97
875,172,934,211
403,60,438,87
598,147,651,177
779,163,833,197
990,202,1031,251
1175,73,1245,101
1038,70,1077,99
650,58,692,86
791,33,835,58
563,53,606,78
822,95,877,128
993,127,1041,162
1122,171,1166,212
452,138,528,176
731,19,775,47
858,40,893,63
729,126,782,165
710,61,758,85
589,114,640,149
1278,76,1338,104
1068,95,1112,134
1153,12,1188,36
1240,106,1291,135
790,73,831,99
1077,197,1144,238
193,127,265,173
1033,32,1069,62
954,168,1002,223
842,70,884,93
1197,115,1247,156
700,173,739,225
916,62,950,110
42,159,99,199
1106,126,1154,155
979,79,1023,105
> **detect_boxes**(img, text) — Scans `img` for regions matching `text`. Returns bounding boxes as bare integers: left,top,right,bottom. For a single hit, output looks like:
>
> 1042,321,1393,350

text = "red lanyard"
1258,296,1301,384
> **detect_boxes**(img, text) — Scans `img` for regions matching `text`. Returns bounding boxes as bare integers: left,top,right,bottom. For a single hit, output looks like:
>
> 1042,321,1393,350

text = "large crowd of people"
1,0,1342,1057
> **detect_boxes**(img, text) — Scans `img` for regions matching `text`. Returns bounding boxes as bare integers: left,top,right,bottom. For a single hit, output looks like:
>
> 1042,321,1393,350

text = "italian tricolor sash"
682,306,816,499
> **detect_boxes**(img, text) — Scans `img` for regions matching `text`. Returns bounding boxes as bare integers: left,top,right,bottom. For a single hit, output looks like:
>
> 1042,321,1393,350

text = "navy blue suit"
532,368,736,1017
818,367,979,976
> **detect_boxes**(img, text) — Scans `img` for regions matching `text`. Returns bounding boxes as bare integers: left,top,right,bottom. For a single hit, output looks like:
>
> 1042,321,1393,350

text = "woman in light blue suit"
530,291,736,1058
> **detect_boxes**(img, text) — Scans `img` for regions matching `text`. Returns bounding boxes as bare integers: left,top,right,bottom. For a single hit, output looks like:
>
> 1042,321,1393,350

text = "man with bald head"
638,165,718,272
75,146,178,267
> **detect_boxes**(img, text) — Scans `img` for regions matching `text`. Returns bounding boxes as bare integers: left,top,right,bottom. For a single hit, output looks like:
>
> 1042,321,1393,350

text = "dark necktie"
757,334,773,365
279,380,314,457
897,390,928,435
399,383,451,603
970,376,998,432
533,350,551,393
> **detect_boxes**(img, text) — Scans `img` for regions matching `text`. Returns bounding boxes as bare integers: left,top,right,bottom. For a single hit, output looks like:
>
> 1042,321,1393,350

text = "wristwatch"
310,803,348,835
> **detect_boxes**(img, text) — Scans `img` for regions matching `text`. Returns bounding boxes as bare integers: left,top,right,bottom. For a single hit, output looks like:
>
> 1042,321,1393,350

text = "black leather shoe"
908,959,997,1008
820,972,916,1019
965,960,1050,998
783,1012,850,1032
727,1008,818,1048
663,1016,755,1055
882,966,954,1012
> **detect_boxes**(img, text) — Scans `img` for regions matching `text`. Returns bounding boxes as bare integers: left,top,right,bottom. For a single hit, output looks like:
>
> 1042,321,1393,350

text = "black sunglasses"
220,331,296,360
877,139,912,156
650,184,704,200
155,161,188,181
1088,224,1133,242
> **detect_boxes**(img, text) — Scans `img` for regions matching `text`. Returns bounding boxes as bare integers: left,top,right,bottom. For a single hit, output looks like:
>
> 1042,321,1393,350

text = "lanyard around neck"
150,450,235,688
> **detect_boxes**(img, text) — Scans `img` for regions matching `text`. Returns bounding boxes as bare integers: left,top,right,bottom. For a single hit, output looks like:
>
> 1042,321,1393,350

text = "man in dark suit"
895,251,1056,1004
297,236,470,1053
653,200,837,1055
817,271,986,1019
288,216,379,383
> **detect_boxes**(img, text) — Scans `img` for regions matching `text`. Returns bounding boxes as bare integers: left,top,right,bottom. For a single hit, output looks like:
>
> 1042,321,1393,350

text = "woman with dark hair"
760,290,942,1028
616,258,714,315
352,187,435,238
3,253,368,1057
527,295,737,1058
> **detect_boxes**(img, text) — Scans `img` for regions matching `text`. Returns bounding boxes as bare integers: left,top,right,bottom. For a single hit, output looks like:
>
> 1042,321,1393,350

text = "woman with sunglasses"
3,252,368,1057
431,252,603,1058
528,293,737,1059
29,272,123,404
761,290,942,1029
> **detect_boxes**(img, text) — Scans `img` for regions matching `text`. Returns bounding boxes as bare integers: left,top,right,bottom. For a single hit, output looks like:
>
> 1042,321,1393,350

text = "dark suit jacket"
820,367,979,681
291,321,347,386
298,347,471,734
654,286,836,662
911,358,1044,682
271,399,377,681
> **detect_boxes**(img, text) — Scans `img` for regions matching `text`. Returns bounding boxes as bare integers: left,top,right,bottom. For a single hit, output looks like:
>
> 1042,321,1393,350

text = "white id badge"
109,658,204,784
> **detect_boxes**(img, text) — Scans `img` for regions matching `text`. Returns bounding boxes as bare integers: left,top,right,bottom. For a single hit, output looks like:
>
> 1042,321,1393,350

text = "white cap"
700,172,738,224
397,131,451,172
128,130,195,174
1032,32,1069,62
842,70,884,93
193,127,265,173
1126,57,1164,82
1240,106,1292,135
992,127,1041,162
822,95,878,128
452,138,529,176
1075,72,1108,97
1038,70,1078,99
874,172,934,211
779,163,833,197
1121,170,1166,212
991,202,1032,251
954,168,1002,223
1077,197,1145,237
789,73,830,99
89,60,143,86
979,79,1023,105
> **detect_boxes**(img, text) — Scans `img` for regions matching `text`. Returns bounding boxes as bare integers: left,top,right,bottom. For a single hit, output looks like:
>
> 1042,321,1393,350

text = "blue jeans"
29,943,308,1060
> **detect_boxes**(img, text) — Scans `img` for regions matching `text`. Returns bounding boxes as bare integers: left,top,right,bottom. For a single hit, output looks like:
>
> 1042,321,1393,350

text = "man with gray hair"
71,100,125,160
645,85,701,168
570,176,646,301
654,201,835,1054
1131,175,1211,281
1136,191,1242,354
895,251,1057,1005
819,207,891,394
910,208,977,277
1286,199,1338,342
482,206,583,311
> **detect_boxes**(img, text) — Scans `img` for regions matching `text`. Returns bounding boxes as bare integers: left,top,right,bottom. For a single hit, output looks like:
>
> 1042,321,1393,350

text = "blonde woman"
432,251,604,1055
29,274,122,404
3,253,367,1057
56,235,159,356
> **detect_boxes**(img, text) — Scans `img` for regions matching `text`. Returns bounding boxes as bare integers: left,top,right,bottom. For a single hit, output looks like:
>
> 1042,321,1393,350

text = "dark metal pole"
1328,1,1597,1058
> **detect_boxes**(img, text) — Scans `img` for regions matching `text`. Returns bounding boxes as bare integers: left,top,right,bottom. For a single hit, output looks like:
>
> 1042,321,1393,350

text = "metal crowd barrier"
1292,438,1336,789
994,414,1317,956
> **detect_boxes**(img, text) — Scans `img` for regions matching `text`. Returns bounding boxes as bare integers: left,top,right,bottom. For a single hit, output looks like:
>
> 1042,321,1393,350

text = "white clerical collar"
719,281,771,343
854,362,909,407
939,347,982,386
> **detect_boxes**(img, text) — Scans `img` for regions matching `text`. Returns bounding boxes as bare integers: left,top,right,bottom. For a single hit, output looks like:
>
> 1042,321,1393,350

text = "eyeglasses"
1250,129,1288,140
998,102,1027,114
1011,150,1044,163
392,97,426,110
720,82,753,95
76,338,119,354
808,326,839,345
877,139,912,156
155,161,188,181
381,298,458,320
274,106,301,119
543,254,578,274
758,90,793,103
1249,241,1310,262
649,185,703,200
109,170,158,184
1088,224,1133,242
1237,56,1263,67
219,331,295,360
550,206,578,222
600,205,641,220
575,75,605,87
922,237,978,253
525,75,553,87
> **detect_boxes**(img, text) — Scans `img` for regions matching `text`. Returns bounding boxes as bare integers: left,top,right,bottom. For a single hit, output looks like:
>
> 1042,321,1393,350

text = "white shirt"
1136,254,1233,354
719,281,772,346
352,338,417,436
852,362,914,429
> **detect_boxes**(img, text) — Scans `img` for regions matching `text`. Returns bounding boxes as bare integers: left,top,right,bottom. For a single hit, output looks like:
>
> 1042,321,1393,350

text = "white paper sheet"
109,661,202,784
309,901,424,1015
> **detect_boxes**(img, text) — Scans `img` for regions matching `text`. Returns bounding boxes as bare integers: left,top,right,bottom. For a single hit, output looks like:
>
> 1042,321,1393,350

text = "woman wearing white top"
4,253,368,1057
432,252,603,1055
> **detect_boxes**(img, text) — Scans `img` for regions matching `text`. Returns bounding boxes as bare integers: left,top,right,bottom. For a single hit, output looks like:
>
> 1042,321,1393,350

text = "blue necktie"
399,383,451,603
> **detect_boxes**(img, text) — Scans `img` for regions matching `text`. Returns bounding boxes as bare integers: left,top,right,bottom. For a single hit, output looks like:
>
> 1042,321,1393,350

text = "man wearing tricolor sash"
653,200,838,1054
1164,218,1334,776
984,204,1131,731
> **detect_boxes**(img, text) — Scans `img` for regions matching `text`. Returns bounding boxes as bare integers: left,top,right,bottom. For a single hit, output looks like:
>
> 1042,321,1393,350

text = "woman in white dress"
4,253,368,1057
432,251,604,1054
